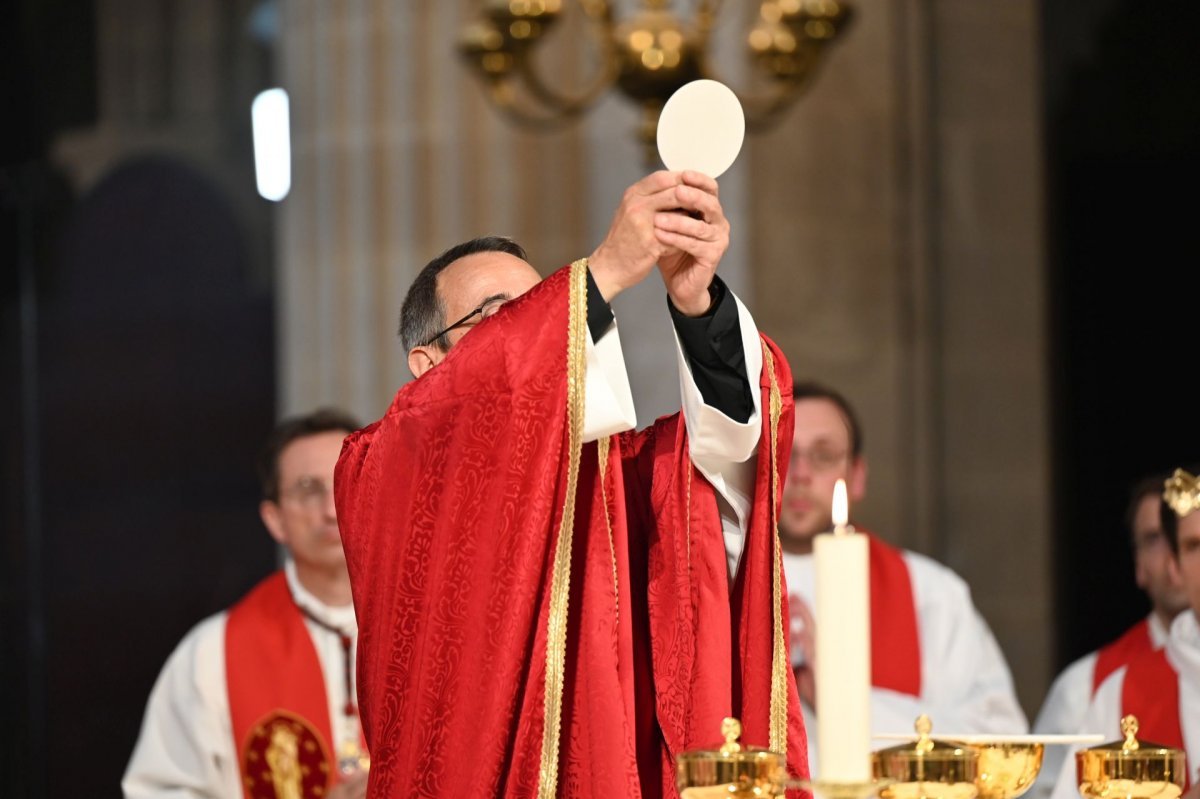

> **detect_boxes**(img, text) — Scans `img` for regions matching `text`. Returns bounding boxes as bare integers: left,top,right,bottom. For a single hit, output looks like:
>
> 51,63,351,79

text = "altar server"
124,410,369,799
1048,468,1200,799
778,381,1027,773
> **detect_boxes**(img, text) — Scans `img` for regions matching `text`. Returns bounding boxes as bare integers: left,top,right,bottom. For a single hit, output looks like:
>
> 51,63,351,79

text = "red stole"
864,534,922,697
1093,618,1153,694
334,266,808,798
226,571,346,798
1120,649,1187,788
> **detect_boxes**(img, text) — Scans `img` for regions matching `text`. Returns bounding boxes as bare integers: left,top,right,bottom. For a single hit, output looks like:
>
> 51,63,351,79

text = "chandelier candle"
813,478,871,782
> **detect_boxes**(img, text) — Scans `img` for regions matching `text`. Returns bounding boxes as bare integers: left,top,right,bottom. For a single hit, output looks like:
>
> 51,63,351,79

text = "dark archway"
1045,0,1200,666
38,155,276,794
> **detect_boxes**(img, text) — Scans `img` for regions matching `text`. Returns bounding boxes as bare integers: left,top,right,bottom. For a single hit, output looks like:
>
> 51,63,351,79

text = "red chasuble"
1092,618,1153,694
226,571,357,799
335,263,808,799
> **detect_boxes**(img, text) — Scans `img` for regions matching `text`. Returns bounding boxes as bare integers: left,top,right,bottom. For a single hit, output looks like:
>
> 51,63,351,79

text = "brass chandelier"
458,0,853,158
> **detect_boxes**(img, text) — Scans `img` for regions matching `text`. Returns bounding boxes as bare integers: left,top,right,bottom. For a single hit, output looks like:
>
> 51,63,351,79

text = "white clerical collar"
284,559,357,632
1165,609,1200,686
1148,611,1171,647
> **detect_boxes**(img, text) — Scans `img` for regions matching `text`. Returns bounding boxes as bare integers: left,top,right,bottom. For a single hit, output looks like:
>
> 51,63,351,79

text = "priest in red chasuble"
334,171,808,798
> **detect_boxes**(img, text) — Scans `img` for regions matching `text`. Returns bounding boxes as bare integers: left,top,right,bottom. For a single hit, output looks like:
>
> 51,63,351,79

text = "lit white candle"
813,478,870,781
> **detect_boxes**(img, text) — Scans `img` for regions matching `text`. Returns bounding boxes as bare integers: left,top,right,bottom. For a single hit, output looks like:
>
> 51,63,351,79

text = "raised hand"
588,171,691,302
654,171,730,316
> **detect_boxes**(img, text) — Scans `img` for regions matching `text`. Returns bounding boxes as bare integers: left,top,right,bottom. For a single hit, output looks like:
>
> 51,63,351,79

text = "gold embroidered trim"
598,435,619,623
761,341,789,757
538,258,589,798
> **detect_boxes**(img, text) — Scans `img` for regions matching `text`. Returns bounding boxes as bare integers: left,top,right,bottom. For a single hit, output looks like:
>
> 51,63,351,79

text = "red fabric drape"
1093,618,1152,694
335,266,808,798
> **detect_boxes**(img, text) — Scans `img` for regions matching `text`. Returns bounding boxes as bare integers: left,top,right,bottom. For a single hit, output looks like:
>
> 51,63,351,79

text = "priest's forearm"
669,275,753,423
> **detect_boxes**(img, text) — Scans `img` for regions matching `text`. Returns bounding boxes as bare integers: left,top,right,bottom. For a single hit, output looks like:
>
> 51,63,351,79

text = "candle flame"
833,479,849,533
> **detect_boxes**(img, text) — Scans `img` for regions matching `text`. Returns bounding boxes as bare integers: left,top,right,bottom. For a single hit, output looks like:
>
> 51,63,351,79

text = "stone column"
748,0,1050,713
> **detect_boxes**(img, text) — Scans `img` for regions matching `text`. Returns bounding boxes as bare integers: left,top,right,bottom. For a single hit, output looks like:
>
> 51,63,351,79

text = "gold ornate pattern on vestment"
240,710,331,799
1163,469,1200,518
598,435,619,623
761,340,789,757
538,258,589,799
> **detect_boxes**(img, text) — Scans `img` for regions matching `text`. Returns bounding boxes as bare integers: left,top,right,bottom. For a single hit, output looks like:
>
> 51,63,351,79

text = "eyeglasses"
789,446,849,473
280,476,332,509
421,296,508,348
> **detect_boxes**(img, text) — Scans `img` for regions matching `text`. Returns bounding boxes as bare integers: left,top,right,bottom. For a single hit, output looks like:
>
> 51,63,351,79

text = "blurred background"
2,0,1198,795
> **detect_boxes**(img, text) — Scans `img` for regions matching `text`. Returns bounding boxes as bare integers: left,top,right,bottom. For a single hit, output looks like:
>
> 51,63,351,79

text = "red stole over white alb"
1093,618,1153,694
225,571,363,799
865,533,922,697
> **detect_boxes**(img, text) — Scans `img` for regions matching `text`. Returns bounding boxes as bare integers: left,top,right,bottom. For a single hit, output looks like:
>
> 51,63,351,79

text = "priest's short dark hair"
257,408,362,501
399,235,528,352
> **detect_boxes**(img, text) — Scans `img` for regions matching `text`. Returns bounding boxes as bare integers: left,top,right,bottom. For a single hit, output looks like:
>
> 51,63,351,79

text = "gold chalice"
972,742,1044,799
1076,715,1187,799
874,716,980,799
676,717,788,798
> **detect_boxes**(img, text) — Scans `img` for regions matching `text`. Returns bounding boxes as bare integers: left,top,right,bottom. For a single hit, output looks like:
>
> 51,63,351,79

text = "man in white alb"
1031,474,1189,798
124,409,369,799
1048,468,1200,799
778,381,1027,773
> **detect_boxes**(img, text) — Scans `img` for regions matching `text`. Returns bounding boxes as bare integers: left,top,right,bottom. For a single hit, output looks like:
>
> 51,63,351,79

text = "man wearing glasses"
335,170,810,798
124,409,371,799
779,382,1027,773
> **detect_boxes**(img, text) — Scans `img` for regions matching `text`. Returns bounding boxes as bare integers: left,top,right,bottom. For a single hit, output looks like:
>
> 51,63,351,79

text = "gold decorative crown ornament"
1163,469,1200,518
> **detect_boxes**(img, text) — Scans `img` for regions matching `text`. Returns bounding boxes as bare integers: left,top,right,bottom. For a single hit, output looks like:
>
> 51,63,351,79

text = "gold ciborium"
1076,715,1187,799
676,717,788,798
874,716,980,799
972,741,1044,799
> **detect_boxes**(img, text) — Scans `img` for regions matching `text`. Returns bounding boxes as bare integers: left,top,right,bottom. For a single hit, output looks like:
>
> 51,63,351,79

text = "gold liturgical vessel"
677,718,890,798
873,716,1047,799
1075,715,1187,799
873,716,979,799
971,740,1044,799
676,717,788,798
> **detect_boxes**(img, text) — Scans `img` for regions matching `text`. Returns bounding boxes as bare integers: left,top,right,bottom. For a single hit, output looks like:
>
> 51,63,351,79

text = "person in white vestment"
1048,468,1200,799
778,381,1027,773
1031,475,1189,799
123,410,369,799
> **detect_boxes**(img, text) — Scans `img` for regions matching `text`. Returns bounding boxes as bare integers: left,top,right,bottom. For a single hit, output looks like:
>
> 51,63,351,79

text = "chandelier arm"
741,81,819,132
697,60,820,131
512,3,618,116
482,81,597,130
514,43,618,116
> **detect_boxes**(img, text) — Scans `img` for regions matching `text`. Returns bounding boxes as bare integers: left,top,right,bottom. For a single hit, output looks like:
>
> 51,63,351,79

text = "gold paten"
874,716,980,799
676,718,788,798
1163,469,1200,518
1076,716,1187,799
972,742,1044,799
